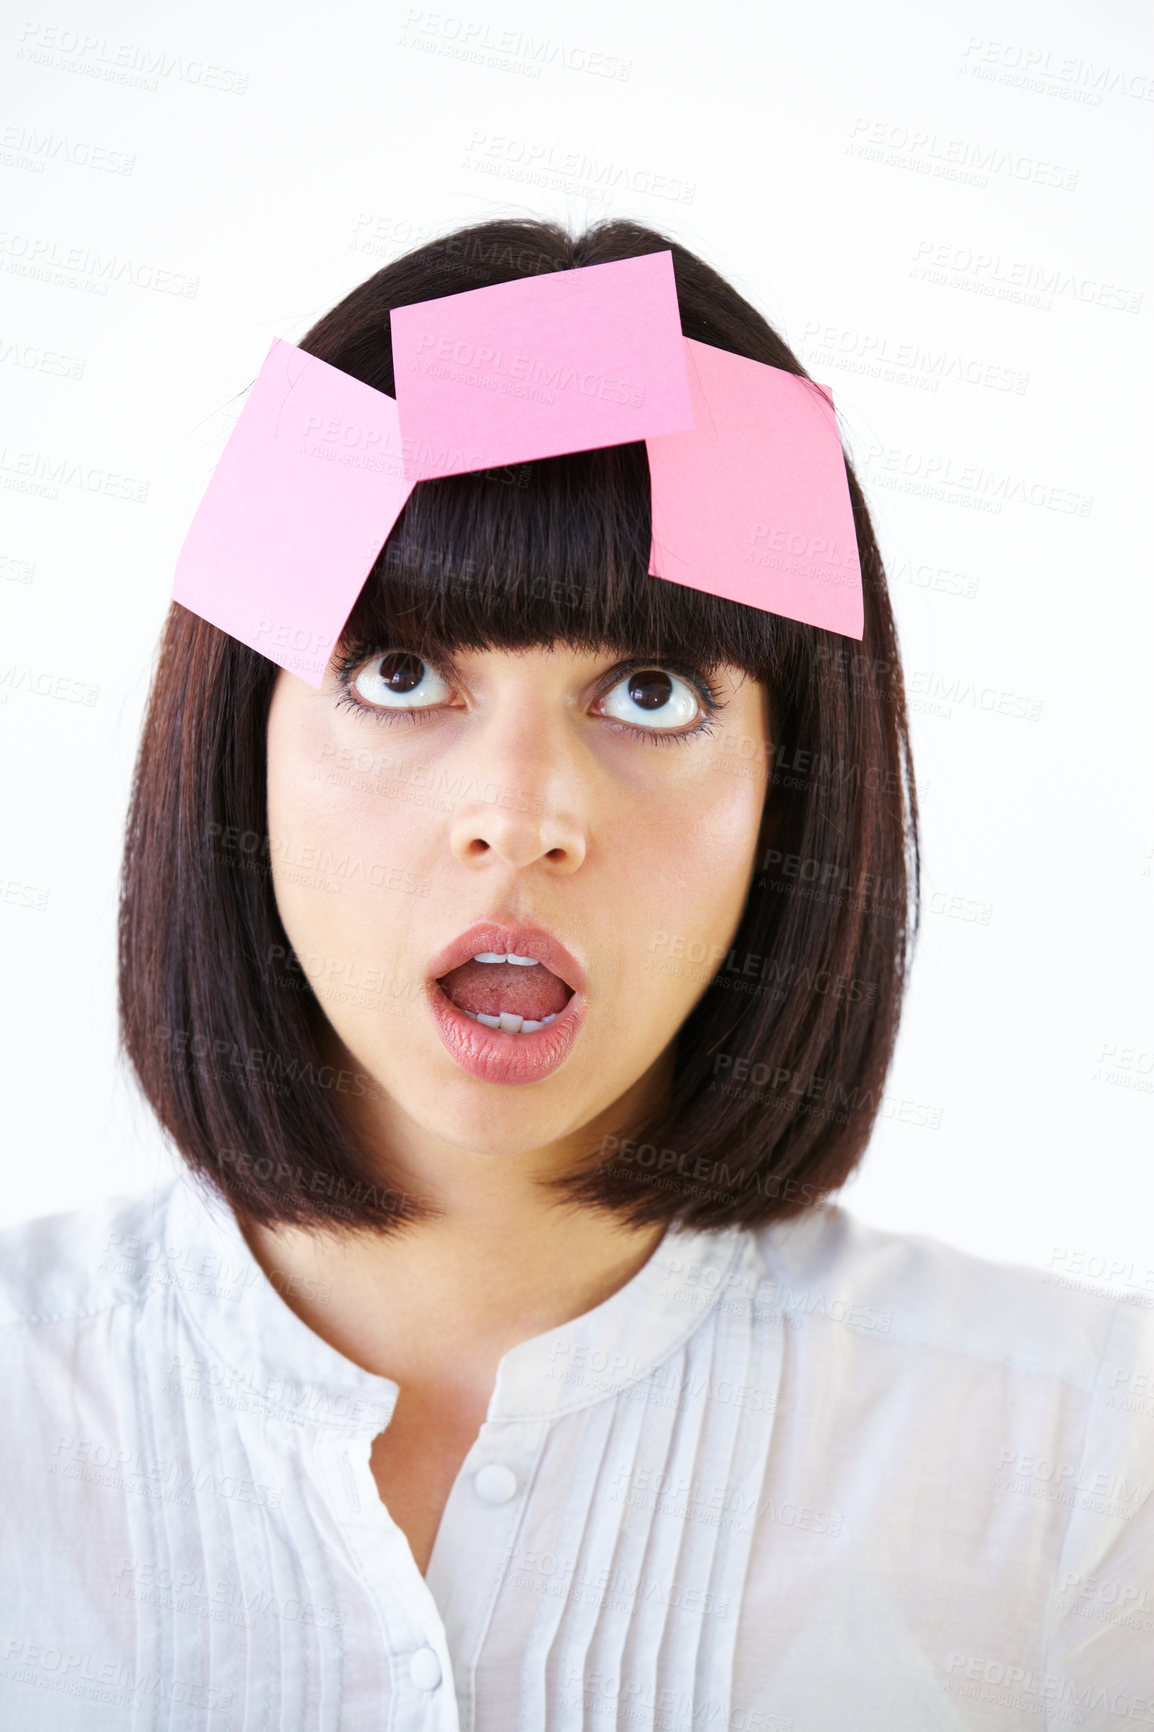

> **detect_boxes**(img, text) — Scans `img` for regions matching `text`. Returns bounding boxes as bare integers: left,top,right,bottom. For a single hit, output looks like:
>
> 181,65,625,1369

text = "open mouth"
435,952,575,1034
425,924,587,1083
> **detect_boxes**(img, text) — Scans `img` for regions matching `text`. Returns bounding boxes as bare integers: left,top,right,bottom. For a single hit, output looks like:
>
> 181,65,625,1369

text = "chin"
413,1098,587,1162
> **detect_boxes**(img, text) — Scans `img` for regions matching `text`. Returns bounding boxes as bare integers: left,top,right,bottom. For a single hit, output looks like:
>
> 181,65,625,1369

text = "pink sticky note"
646,339,864,638
390,251,694,481
173,339,414,687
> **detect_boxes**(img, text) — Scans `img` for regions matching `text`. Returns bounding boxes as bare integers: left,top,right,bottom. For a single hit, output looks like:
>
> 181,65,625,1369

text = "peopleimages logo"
943,1651,1154,1722
463,134,694,204
848,117,1080,189
412,331,645,406
959,36,1154,104
15,21,249,94
911,239,1142,314
401,12,633,81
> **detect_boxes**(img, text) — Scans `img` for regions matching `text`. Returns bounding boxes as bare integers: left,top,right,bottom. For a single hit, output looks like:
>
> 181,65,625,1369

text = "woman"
2,218,1150,1730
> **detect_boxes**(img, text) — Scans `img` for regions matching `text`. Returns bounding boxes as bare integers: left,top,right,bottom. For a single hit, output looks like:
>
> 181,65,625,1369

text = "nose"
447,711,588,876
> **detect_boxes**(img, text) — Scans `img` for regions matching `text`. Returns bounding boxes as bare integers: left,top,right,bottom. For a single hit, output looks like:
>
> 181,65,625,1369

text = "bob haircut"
119,216,919,1239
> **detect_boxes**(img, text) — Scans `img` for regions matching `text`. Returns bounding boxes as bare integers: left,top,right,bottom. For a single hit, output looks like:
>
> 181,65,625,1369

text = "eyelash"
332,650,725,746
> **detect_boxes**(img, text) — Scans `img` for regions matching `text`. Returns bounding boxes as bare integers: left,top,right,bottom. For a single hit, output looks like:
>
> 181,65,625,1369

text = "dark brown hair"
119,216,918,1238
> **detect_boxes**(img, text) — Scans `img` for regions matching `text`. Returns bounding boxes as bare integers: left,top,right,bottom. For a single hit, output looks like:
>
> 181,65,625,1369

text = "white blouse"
1,1171,1151,1730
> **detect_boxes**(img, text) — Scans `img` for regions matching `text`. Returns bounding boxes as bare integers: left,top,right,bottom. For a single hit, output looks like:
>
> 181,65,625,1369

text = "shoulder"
0,1177,182,1334
745,1201,1154,1391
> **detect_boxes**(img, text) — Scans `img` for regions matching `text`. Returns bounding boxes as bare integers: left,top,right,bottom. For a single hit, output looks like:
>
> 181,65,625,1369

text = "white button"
474,1463,518,1504
409,1646,441,1690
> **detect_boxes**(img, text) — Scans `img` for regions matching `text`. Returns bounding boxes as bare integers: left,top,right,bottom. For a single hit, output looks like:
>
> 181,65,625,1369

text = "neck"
237,1069,671,1395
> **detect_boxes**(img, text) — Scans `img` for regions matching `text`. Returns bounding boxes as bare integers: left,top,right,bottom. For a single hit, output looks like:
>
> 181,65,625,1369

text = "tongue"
439,960,572,1021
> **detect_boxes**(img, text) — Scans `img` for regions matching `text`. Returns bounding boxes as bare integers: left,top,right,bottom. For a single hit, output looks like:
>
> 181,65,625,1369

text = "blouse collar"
161,1171,750,1435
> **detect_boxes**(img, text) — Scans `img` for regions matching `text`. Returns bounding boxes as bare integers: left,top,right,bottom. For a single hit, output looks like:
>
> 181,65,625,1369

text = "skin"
243,640,770,1572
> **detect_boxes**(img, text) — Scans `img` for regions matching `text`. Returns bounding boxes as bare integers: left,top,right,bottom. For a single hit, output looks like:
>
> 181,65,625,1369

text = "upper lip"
427,921,587,997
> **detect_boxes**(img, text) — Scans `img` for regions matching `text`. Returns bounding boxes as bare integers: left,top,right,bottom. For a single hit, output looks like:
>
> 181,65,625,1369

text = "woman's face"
265,641,770,1162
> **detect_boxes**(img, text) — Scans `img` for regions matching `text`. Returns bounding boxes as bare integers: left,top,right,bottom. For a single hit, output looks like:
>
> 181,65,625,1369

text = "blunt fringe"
119,216,919,1238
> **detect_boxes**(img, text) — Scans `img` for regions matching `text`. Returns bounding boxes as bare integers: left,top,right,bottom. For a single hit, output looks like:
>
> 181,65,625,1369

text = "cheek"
265,699,432,975
662,793,761,908
617,760,767,996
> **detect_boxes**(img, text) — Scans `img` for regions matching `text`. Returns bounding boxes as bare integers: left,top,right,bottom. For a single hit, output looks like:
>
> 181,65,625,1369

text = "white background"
1,0,1151,1295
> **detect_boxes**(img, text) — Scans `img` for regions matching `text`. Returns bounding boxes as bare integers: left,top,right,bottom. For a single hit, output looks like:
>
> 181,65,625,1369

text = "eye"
350,651,453,711
599,667,703,731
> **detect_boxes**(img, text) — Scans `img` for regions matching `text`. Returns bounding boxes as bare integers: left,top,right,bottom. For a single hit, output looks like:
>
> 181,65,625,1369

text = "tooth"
468,951,543,969
520,1019,544,1033
498,1012,524,1033
476,1012,501,1029
541,1013,557,1025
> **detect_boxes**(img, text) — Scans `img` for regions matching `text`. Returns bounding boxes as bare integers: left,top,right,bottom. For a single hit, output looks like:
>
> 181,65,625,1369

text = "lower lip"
426,980,585,1084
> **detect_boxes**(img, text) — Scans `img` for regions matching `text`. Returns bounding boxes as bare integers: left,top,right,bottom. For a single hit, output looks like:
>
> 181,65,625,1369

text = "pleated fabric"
2,1173,1151,1731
